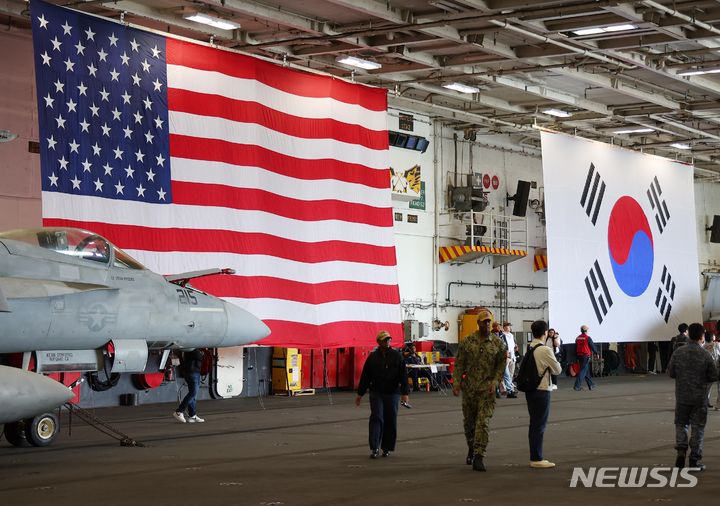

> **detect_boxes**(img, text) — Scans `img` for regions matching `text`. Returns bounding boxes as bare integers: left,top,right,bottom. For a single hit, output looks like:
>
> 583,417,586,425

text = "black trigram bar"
647,176,670,234
585,260,614,324
655,265,675,323
580,163,606,226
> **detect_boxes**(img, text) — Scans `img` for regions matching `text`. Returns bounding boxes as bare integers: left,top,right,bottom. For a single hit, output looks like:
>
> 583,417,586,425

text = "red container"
415,340,434,352
324,349,338,388
337,348,352,388
312,349,325,388
298,348,312,389
352,346,373,390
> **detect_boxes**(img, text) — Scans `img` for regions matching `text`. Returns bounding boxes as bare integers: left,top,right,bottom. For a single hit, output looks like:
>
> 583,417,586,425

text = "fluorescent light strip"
183,13,241,30
542,108,572,118
442,82,480,93
613,128,654,134
573,24,636,36
335,55,382,70
670,142,691,150
677,68,720,76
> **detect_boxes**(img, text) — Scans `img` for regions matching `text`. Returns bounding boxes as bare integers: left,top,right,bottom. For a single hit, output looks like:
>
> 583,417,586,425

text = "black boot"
675,452,686,469
689,459,706,472
466,448,474,465
472,455,486,471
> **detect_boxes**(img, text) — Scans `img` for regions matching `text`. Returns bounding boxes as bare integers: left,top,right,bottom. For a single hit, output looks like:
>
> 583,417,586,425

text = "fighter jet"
0,227,271,446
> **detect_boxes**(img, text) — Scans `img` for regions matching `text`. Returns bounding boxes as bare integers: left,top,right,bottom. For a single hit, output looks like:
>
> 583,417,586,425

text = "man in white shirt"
524,320,562,469
502,322,518,398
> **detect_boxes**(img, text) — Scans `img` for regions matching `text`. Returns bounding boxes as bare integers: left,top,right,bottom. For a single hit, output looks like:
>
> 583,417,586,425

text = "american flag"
31,0,401,348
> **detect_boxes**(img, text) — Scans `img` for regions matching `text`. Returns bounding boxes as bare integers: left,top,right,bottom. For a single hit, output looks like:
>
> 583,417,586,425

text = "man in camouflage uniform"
452,308,507,471
667,322,718,471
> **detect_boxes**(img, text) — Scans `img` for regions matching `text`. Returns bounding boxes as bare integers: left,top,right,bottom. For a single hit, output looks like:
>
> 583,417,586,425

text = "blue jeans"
574,356,594,390
503,363,515,394
178,371,200,416
525,389,551,461
368,392,400,451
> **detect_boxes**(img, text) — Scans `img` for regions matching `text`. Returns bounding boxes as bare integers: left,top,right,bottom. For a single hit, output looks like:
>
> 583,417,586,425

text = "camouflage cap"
376,330,392,343
476,307,495,324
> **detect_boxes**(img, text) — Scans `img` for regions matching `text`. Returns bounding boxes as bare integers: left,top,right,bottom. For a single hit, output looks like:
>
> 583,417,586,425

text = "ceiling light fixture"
670,142,691,150
542,108,573,118
613,127,654,134
335,55,382,70
183,13,241,31
573,24,636,36
677,68,720,76
442,82,480,93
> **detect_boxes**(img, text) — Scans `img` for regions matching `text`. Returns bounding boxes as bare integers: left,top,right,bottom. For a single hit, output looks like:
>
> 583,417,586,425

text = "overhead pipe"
446,280,547,302
642,0,720,39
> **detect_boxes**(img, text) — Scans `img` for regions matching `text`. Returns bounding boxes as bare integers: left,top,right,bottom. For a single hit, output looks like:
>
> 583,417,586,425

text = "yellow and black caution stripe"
438,245,527,263
533,254,548,271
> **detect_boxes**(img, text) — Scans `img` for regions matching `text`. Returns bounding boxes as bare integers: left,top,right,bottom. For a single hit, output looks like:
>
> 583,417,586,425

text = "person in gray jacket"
667,323,719,471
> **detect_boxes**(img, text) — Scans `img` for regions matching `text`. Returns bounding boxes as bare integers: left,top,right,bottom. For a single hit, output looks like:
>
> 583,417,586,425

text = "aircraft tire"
26,413,59,447
4,421,30,447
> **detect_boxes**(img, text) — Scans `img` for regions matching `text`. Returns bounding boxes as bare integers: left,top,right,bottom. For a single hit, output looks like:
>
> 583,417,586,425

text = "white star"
48,172,59,187
121,91,132,104
125,165,135,178
66,99,77,112
120,52,130,66
58,156,69,170
71,176,82,190
109,68,120,82
94,178,104,192
77,82,88,96
157,187,166,201
130,38,139,52
68,139,79,153
61,21,72,35
54,80,64,93
144,130,154,143
41,51,51,66
135,149,145,163
133,111,143,124
81,159,92,172
87,62,97,77
115,181,125,194
92,143,102,156
101,123,111,136
155,154,165,167
85,27,95,41
151,45,161,58
55,115,66,129
123,126,133,139
103,163,113,176
152,78,162,92
111,107,122,121
136,184,146,197
97,48,108,62
37,14,48,29
108,33,118,47
75,40,85,55
146,168,156,182
50,36,62,52
79,119,90,132
143,97,152,110
64,58,75,72
43,94,54,108
131,73,142,86
141,59,151,73
99,87,110,102
89,103,100,117
113,146,124,160
154,116,164,129
47,135,57,150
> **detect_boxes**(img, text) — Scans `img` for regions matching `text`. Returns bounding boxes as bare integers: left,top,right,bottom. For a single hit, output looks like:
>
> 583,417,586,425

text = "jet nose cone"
222,301,271,346
0,366,74,424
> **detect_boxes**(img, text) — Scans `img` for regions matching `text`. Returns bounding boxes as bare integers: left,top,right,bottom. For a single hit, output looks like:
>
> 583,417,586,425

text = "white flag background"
541,131,701,343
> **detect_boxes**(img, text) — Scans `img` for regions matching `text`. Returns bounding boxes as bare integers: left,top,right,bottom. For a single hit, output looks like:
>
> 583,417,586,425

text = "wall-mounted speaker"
506,180,531,217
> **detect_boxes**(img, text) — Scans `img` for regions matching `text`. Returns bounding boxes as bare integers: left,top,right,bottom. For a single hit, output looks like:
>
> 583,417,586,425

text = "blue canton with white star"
32,0,171,203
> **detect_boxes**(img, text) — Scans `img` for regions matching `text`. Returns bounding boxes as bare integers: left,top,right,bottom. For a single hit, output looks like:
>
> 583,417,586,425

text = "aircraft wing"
164,268,236,287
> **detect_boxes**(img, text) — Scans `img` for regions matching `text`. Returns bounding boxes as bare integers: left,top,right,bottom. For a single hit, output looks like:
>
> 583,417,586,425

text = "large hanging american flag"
30,0,401,348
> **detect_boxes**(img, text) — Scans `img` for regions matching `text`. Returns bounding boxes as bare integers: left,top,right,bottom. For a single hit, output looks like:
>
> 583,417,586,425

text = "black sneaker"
506,392,517,398
382,450,390,457
466,448,474,465
689,460,705,472
675,453,686,469
370,449,380,459
472,456,486,472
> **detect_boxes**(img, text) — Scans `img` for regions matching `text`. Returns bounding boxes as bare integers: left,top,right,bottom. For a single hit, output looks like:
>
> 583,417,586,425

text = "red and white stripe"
43,37,402,348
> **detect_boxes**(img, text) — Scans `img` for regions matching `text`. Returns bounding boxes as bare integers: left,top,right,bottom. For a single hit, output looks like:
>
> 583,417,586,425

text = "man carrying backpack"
518,320,562,469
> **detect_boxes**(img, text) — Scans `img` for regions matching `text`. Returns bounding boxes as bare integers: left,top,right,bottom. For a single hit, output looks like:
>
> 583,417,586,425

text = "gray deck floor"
1,374,719,505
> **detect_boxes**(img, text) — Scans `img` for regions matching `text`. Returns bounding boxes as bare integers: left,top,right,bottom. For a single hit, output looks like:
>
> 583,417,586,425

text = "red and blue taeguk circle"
607,196,654,297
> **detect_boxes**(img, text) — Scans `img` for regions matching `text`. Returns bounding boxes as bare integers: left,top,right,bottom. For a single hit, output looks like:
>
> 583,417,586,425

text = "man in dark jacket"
668,323,719,471
355,331,409,458
174,349,206,423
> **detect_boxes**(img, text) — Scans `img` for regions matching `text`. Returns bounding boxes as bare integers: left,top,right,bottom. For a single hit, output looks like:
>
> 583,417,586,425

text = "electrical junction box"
403,320,429,341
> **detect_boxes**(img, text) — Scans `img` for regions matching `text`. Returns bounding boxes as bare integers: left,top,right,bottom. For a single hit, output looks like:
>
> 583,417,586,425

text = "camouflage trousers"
675,403,708,460
462,391,496,457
